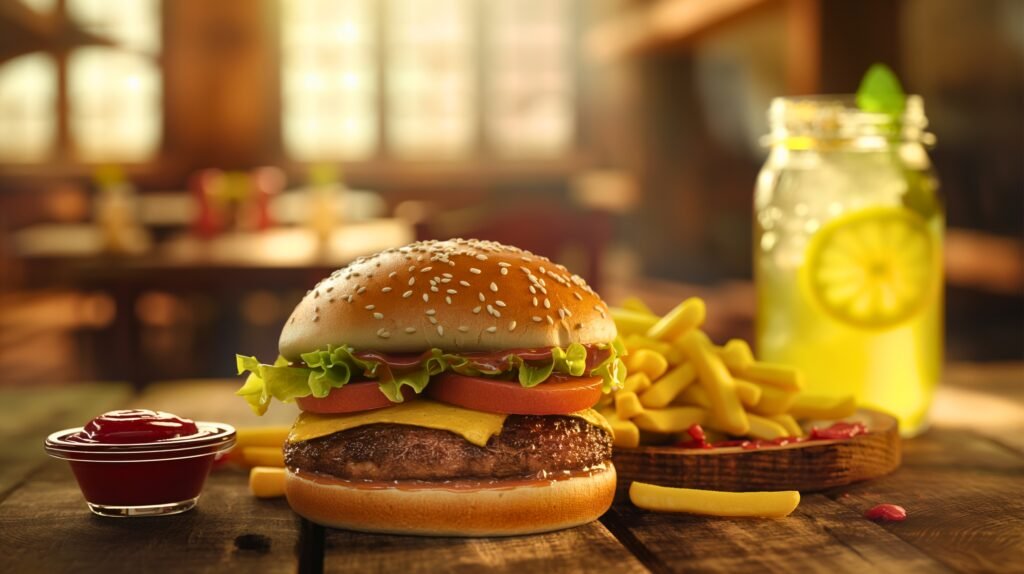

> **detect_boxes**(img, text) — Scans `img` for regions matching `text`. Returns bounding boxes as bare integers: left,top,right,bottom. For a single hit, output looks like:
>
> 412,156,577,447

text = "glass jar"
754,96,943,436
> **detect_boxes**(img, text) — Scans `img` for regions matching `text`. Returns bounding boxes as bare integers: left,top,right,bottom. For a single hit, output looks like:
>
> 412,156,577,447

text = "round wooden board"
612,409,900,492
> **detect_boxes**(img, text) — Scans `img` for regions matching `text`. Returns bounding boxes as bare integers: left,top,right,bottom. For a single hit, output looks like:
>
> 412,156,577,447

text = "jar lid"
765,95,934,147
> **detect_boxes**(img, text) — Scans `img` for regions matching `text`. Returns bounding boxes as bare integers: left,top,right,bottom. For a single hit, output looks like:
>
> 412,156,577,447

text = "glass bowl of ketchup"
44,409,235,518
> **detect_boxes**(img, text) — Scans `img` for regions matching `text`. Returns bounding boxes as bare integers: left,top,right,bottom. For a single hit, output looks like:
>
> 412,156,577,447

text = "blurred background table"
0,363,1020,573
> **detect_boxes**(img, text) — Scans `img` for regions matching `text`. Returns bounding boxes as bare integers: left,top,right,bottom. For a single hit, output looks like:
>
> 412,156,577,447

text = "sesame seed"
478,293,486,302
437,325,445,336
470,268,482,274
490,282,499,292
389,272,398,278
458,325,469,333
382,287,393,293
508,321,517,331
447,289,457,294
476,254,488,261
428,316,438,325
442,273,453,278
500,268,508,276
402,290,413,298
544,299,551,309
373,312,384,320
473,306,482,314
562,307,572,317
498,262,511,267
377,329,391,339
423,293,430,302
539,266,547,273
594,305,603,312
346,295,354,302
365,305,375,310
421,267,433,273
408,265,416,272
495,300,506,307
356,286,367,294
408,277,416,286
558,309,566,319
532,316,543,322
546,316,554,325
573,293,583,301
445,296,452,305
326,286,334,292
529,286,537,294
532,297,538,306
430,286,439,293
459,280,471,287
313,291,320,298
425,309,436,315
485,326,497,333
405,327,417,334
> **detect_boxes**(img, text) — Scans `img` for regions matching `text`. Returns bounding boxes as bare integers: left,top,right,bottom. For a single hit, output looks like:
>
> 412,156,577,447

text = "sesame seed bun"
284,464,617,536
279,239,616,359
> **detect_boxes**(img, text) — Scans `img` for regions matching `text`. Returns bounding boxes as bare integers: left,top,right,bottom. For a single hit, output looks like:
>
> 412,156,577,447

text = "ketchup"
44,411,235,516
73,410,200,444
673,421,869,450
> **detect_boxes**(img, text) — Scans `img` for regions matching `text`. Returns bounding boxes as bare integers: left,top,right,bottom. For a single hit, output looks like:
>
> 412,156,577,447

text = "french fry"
736,362,804,392
769,414,804,437
789,394,857,420
620,296,655,316
601,410,641,448
615,391,645,420
734,380,762,408
633,407,707,434
746,414,790,440
623,349,669,381
674,384,711,409
249,466,286,498
611,308,659,336
716,339,755,371
235,426,290,449
622,372,652,394
242,446,285,468
680,331,749,436
639,363,696,408
647,297,706,341
630,482,800,518
624,335,686,365
749,383,798,416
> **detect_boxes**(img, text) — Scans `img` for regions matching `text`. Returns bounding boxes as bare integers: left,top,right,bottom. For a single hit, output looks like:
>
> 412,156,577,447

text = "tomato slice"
426,373,603,415
295,382,414,414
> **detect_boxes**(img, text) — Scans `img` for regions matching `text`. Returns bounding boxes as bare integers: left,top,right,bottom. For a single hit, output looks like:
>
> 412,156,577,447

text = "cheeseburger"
236,239,626,536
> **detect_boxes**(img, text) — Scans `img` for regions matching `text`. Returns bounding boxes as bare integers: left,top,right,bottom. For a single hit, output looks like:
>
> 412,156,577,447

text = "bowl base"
87,497,198,518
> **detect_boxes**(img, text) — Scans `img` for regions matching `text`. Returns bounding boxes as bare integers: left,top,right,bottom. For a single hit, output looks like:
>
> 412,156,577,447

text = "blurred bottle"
93,165,149,254
307,164,345,244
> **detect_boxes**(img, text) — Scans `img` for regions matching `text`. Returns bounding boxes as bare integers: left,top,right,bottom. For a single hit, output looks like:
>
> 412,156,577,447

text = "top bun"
279,239,616,358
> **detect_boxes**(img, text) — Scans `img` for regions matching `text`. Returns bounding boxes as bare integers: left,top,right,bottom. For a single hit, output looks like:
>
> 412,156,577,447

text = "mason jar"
754,95,943,436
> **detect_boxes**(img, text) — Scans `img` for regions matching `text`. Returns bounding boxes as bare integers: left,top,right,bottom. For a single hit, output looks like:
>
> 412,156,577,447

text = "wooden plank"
0,462,301,574
0,383,132,499
601,495,949,573
323,521,649,574
828,429,1024,573
0,380,304,573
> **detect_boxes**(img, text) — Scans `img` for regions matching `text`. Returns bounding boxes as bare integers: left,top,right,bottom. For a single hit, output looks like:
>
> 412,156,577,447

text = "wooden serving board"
612,409,900,492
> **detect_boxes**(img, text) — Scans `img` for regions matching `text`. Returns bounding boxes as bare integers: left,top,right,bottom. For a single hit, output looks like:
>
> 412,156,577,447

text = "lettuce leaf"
235,340,628,415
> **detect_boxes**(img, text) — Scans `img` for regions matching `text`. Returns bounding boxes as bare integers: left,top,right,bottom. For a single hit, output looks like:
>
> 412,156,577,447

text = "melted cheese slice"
288,400,613,447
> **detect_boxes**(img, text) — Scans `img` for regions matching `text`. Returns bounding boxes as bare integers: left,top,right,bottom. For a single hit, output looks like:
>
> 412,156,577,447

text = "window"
281,0,577,161
0,0,162,164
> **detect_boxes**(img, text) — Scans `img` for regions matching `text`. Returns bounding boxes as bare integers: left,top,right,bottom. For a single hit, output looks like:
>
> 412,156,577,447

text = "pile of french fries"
226,427,290,498
601,296,857,448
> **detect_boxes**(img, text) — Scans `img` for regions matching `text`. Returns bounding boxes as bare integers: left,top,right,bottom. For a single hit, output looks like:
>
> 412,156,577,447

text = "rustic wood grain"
827,428,1024,573
613,410,900,492
601,494,950,573
0,462,302,574
0,383,132,499
322,521,649,574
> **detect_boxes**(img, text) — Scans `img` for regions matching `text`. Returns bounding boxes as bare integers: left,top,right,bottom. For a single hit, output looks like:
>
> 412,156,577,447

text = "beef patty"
284,415,612,482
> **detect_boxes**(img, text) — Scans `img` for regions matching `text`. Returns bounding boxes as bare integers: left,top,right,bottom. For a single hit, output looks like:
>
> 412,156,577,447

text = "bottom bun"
285,464,616,537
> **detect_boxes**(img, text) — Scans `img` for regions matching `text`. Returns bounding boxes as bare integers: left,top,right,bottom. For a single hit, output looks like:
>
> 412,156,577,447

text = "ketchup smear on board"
674,421,868,450
69,409,201,444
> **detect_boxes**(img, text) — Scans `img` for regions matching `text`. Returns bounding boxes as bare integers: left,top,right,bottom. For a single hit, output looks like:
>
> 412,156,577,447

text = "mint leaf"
856,63,906,118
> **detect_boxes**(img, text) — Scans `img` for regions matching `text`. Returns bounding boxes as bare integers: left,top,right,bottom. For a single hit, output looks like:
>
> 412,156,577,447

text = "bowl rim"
44,421,236,458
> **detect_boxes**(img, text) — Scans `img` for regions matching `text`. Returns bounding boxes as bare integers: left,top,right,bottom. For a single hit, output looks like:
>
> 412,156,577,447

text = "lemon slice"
803,206,935,329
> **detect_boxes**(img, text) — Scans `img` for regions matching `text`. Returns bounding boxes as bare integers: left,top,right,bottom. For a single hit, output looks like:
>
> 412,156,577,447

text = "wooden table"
1,364,1021,573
